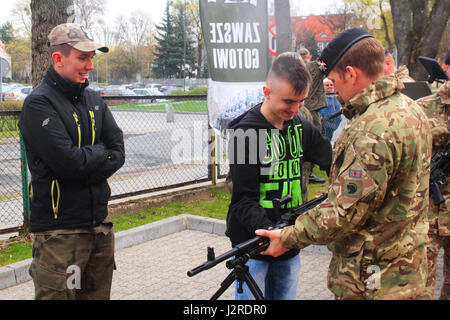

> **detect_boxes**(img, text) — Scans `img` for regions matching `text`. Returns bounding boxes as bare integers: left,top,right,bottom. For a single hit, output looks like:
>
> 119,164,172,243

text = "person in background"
299,47,327,185
415,49,450,300
320,78,342,143
384,50,414,83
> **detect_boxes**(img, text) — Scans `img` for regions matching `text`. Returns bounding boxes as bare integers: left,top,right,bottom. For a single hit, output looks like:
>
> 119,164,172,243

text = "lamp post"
183,0,187,91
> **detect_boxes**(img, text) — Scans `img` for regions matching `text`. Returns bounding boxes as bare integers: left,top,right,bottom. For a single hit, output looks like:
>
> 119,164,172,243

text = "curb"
0,214,330,290
0,214,226,290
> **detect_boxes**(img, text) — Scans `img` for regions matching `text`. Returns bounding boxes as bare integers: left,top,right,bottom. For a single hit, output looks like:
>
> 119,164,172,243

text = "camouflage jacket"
416,82,450,236
298,105,314,122
281,73,432,299
395,65,415,83
304,61,327,112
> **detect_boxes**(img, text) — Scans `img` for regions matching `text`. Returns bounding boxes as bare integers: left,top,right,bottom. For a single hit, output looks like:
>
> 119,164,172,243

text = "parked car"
145,83,163,92
4,86,33,101
161,85,187,95
87,83,104,92
0,83,6,101
126,83,146,90
103,85,123,91
133,88,162,102
100,88,136,96
100,88,137,106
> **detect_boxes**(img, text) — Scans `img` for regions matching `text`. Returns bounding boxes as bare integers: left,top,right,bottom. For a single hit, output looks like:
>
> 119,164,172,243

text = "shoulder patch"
349,169,361,178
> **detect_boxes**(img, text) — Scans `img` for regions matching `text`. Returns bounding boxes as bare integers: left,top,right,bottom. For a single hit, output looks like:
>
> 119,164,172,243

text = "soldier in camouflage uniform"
298,106,314,202
297,52,324,201
416,75,450,300
384,51,415,83
304,61,328,131
256,28,432,299
19,23,124,300
300,49,328,187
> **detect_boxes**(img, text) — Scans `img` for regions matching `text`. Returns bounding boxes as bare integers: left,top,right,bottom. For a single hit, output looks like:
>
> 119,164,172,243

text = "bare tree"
30,0,73,87
390,0,450,80
323,2,355,34
73,0,106,43
11,0,32,39
344,0,393,51
128,11,153,46
113,15,130,45
73,0,106,30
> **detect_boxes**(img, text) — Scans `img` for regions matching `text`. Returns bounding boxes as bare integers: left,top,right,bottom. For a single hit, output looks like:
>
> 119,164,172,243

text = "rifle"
323,110,342,122
430,138,450,206
418,56,449,85
187,192,328,299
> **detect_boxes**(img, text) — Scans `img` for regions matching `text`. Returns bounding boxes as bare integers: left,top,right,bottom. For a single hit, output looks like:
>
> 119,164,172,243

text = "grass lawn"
0,118,19,139
109,100,207,113
0,168,329,267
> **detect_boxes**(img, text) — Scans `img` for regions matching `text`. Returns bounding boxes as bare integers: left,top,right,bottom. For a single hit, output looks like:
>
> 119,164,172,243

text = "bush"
166,87,208,96
0,101,23,111
188,87,208,95
169,89,186,95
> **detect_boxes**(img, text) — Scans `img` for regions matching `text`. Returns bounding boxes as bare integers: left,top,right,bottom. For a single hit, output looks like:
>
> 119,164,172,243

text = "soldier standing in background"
384,50,415,83
299,48,327,188
256,28,432,299
416,50,450,300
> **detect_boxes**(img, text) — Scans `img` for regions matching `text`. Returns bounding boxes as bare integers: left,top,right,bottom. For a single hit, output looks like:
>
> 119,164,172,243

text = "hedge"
0,101,23,111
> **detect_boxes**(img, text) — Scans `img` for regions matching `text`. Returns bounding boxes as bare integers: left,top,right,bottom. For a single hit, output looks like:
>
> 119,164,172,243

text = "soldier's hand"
255,229,289,258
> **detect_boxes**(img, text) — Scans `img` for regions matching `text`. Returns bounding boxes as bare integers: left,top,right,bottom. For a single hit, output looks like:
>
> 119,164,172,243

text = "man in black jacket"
19,23,125,300
226,52,332,299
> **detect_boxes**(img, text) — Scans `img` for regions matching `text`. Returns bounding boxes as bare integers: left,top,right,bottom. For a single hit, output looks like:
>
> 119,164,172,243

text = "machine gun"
187,193,328,300
323,110,342,121
430,139,450,206
418,56,449,85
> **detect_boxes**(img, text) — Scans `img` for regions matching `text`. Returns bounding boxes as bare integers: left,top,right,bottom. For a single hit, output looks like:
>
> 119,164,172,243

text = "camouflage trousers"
310,110,322,132
301,162,311,202
424,234,450,300
29,230,115,300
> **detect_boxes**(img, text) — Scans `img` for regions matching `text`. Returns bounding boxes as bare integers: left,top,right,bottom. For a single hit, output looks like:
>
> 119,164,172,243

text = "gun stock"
429,139,450,206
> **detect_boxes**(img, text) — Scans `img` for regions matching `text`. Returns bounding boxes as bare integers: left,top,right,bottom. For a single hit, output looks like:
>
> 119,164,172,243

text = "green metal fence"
0,110,30,234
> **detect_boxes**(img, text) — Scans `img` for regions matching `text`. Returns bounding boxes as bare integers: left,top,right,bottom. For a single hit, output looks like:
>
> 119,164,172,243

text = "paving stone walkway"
0,228,443,300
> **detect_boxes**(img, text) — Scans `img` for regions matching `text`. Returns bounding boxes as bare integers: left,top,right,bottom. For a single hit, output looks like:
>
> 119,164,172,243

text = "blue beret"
445,50,450,65
318,28,374,76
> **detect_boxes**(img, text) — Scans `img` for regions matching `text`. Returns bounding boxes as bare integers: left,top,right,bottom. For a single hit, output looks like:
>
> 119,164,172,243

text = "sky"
104,0,166,26
1,0,341,30
0,0,167,28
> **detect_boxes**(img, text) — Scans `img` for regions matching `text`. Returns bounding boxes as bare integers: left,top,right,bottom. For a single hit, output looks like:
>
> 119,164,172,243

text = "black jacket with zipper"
19,66,125,233
226,103,332,260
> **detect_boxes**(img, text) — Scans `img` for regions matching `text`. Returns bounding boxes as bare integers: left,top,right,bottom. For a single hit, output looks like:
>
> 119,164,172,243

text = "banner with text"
200,0,269,132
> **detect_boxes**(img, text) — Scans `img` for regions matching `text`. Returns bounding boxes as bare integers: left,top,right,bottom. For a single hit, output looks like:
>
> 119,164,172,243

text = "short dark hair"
267,52,312,95
333,37,385,79
50,43,72,57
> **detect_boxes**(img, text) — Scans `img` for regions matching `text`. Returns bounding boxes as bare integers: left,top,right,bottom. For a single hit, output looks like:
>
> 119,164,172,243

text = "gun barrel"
187,235,267,277
430,181,445,206
325,110,342,120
